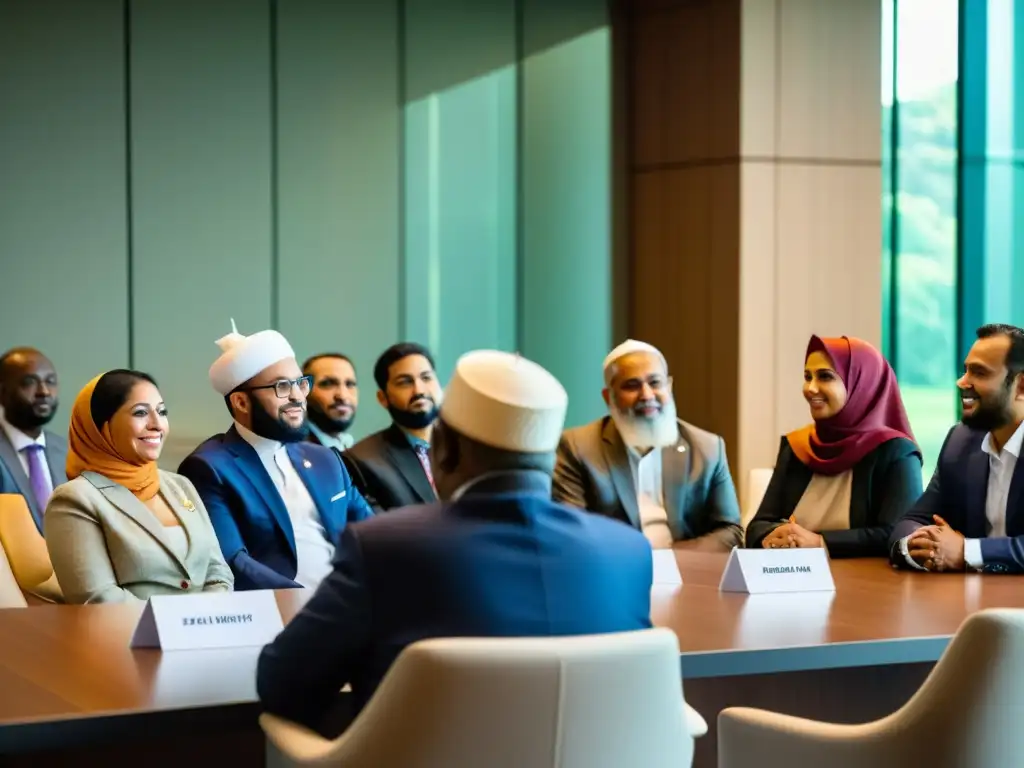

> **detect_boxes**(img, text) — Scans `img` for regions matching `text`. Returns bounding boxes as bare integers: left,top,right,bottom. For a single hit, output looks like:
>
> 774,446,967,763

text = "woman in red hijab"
746,335,922,558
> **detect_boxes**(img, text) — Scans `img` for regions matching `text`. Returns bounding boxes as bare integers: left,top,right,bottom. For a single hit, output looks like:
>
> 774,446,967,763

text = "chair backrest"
0,494,58,593
888,608,1024,764
742,469,773,528
0,538,27,608
335,628,693,768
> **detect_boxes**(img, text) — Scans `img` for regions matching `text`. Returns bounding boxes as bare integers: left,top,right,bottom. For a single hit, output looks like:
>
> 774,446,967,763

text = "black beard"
389,401,438,430
307,403,354,435
962,385,1014,433
249,396,309,443
4,400,57,432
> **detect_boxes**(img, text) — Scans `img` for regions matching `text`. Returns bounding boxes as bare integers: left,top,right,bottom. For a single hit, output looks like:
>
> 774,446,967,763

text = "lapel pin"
677,445,686,453
303,459,312,469
182,498,196,512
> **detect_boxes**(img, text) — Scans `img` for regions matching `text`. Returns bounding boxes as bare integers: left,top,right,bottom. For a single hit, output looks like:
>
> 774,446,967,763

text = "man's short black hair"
373,343,435,391
301,353,355,376
977,323,1024,383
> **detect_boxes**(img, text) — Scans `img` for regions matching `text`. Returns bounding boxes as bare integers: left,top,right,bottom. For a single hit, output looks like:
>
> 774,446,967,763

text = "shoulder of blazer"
560,418,606,456
868,436,923,465
346,428,391,462
677,419,725,461
46,475,105,513
44,429,67,451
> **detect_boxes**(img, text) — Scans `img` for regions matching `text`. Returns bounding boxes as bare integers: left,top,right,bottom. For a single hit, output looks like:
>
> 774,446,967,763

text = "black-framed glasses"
238,375,313,399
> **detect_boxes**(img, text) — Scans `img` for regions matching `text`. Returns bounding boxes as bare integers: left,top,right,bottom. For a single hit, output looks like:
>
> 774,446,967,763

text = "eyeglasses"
238,375,313,399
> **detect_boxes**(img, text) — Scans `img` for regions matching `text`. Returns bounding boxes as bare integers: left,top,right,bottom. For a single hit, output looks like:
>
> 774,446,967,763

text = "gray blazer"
553,416,743,549
44,470,233,604
0,427,68,530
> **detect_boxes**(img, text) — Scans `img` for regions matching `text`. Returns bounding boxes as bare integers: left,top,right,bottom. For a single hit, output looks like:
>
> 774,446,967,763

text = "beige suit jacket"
45,470,233,604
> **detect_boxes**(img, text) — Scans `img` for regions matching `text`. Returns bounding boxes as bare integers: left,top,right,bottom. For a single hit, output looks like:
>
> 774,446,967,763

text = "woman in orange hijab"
44,370,232,603
746,336,923,558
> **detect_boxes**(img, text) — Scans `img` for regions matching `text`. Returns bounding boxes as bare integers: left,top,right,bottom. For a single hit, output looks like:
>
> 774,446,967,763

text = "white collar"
981,419,1024,459
234,421,284,460
0,413,46,453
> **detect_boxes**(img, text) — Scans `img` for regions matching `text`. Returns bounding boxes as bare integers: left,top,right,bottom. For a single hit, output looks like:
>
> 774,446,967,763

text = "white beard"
610,397,679,449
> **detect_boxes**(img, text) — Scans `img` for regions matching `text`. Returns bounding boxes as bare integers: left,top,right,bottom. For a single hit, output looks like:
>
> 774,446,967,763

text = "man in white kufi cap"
257,350,654,731
179,320,373,593
553,339,742,552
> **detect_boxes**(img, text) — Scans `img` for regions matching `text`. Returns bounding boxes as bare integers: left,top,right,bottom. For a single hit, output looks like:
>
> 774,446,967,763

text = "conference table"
0,552,1018,768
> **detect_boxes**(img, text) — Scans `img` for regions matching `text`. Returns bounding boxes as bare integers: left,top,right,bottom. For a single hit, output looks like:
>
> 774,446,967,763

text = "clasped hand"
908,515,965,572
762,519,823,549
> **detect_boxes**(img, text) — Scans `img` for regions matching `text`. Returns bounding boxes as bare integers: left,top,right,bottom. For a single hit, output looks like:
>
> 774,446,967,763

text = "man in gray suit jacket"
554,339,742,551
0,347,68,532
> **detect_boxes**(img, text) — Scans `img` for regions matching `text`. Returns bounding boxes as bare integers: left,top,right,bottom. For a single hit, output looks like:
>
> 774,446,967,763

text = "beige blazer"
45,470,233,604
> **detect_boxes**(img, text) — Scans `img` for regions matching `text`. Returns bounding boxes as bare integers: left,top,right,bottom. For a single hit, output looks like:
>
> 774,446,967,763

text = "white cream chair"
262,628,706,768
719,608,1024,768
742,469,773,529
0,536,27,608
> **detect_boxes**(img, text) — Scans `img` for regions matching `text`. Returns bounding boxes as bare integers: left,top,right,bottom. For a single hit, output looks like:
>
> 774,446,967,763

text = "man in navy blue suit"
179,322,373,591
257,350,654,734
891,323,1024,574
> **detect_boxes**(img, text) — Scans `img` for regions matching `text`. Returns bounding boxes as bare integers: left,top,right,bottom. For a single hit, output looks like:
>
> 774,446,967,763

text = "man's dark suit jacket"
178,427,373,590
553,416,743,549
747,437,922,557
256,471,654,734
0,427,68,532
890,424,1024,573
341,424,436,511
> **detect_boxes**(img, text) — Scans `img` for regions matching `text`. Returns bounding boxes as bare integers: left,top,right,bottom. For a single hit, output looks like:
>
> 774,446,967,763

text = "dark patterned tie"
413,443,437,494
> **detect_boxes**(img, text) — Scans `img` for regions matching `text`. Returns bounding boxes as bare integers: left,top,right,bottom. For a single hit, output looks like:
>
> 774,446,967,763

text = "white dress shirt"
235,422,334,588
0,414,53,496
626,446,674,549
900,420,1024,570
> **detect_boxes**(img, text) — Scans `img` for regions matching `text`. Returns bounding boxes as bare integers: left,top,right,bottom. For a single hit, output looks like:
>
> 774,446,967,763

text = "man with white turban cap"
553,339,743,552
257,350,653,733
179,321,373,592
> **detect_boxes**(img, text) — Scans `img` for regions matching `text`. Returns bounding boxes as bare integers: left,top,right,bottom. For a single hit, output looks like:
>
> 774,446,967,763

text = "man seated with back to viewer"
0,347,67,532
341,343,441,511
890,324,1024,573
303,353,359,451
257,350,653,734
178,323,372,591
553,339,743,551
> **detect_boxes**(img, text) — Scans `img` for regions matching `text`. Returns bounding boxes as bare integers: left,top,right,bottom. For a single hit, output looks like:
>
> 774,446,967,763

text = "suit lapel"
86,472,190,578
661,424,691,539
44,432,67,486
286,444,336,538
601,420,640,529
224,428,295,555
0,429,38,518
964,448,991,538
385,426,435,503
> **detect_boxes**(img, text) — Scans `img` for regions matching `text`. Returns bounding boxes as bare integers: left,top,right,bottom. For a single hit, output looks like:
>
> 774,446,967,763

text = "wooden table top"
655,552,1024,677
1,553,1021,737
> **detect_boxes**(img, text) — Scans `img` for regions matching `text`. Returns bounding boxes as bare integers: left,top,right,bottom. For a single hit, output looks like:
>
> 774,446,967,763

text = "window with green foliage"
882,0,959,480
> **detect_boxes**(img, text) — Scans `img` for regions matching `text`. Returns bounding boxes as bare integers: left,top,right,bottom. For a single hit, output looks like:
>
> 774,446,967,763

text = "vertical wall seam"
514,0,525,353
397,0,407,341
269,0,280,329
124,0,135,367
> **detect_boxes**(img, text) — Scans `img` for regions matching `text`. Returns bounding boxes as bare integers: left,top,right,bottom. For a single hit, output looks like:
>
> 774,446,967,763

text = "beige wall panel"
774,163,883,438
777,0,881,161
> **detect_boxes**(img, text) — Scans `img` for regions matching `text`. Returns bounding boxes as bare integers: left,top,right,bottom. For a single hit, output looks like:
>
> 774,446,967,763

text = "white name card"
652,549,683,586
719,547,835,595
130,590,284,651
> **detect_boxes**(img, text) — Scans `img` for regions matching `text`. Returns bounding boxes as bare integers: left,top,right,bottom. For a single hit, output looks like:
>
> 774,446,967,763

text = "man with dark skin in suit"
0,348,60,439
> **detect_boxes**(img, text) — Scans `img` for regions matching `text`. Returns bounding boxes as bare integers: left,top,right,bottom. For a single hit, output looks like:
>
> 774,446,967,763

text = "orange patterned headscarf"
66,374,160,501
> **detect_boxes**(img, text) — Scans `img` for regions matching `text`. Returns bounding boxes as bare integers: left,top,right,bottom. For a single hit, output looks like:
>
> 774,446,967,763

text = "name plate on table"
130,590,284,651
719,548,835,594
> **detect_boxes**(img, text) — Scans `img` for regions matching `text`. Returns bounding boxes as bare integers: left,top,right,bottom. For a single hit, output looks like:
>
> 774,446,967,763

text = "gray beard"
610,398,679,449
